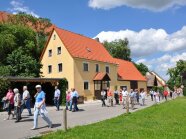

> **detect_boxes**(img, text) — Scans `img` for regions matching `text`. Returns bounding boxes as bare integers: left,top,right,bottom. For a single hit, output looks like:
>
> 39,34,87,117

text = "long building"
40,26,147,100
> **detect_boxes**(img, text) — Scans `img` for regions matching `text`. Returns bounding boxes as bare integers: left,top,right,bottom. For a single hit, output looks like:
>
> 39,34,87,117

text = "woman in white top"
140,90,146,106
155,91,160,104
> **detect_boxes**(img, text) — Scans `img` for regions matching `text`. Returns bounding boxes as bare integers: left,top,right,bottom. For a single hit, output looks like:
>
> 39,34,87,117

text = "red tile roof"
93,72,111,81
114,58,147,81
43,27,115,64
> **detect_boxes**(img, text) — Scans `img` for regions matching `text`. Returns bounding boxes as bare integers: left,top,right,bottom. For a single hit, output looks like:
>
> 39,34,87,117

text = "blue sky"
0,0,186,80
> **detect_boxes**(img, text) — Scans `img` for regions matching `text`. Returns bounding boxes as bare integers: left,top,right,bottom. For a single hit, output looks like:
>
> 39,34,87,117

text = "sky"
0,0,186,80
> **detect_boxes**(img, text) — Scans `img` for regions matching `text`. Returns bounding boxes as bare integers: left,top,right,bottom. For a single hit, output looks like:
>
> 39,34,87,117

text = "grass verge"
33,97,186,139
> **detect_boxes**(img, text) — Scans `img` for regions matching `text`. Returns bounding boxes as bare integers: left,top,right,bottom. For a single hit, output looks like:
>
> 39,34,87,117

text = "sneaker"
4,118,9,120
30,127,37,130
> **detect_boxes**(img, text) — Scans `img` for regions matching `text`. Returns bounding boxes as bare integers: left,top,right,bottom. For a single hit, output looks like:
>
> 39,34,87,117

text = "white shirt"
122,90,128,97
23,90,30,99
150,91,154,95
101,91,106,96
140,92,146,99
54,89,61,98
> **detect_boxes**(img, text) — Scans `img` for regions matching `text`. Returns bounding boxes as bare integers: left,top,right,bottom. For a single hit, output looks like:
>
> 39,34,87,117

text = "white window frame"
83,62,89,72
84,81,89,90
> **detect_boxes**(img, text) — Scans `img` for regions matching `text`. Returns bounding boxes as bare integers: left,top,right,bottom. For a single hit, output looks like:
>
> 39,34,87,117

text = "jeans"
34,107,52,128
66,101,70,110
21,98,32,115
72,97,79,111
54,98,60,111
101,97,106,106
69,100,72,110
150,94,153,101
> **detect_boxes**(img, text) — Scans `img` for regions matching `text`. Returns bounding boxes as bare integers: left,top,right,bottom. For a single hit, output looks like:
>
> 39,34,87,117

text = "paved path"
0,96,166,139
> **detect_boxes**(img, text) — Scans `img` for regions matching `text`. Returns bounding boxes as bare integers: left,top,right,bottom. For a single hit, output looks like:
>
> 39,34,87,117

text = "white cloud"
9,0,39,18
136,52,186,80
88,0,186,11
95,26,186,57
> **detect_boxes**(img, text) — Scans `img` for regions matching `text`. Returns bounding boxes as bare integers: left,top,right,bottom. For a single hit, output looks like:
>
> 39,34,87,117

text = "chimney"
95,37,100,42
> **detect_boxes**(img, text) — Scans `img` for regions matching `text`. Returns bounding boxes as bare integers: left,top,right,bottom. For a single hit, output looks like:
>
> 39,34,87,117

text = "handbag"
5,101,10,109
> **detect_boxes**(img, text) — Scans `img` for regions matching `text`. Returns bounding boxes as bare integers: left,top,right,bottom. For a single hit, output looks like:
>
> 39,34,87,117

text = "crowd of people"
100,87,183,109
0,84,183,130
149,88,183,103
1,85,56,130
101,87,147,109
2,86,33,122
1,85,80,129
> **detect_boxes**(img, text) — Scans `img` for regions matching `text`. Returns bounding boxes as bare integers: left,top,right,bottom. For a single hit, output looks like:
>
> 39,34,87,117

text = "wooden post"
126,96,129,113
63,108,67,131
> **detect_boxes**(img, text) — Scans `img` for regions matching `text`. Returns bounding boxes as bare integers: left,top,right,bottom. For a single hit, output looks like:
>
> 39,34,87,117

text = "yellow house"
40,26,147,100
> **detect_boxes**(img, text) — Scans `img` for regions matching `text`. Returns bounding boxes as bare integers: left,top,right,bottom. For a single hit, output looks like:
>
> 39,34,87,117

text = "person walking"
163,89,168,101
140,90,146,106
122,88,128,109
114,89,119,105
173,90,177,99
21,86,32,116
13,88,21,122
119,89,122,105
101,89,106,107
155,91,160,104
107,88,113,107
4,88,14,120
66,90,71,110
54,86,61,111
150,89,154,101
157,90,161,102
130,89,135,109
31,85,52,130
70,88,79,112
136,89,140,105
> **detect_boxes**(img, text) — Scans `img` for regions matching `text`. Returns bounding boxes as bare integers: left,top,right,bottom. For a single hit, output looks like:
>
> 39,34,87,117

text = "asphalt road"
0,96,160,139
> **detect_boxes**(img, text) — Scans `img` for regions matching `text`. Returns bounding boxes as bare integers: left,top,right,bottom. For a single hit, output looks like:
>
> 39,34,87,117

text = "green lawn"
34,97,186,139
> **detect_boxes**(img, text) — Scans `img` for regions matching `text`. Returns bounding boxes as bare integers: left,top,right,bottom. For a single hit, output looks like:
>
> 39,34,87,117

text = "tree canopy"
134,63,149,76
103,38,132,61
167,60,186,90
0,12,51,77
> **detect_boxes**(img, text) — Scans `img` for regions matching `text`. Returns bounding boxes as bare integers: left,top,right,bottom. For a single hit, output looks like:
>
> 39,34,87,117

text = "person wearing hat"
13,88,21,122
31,85,52,130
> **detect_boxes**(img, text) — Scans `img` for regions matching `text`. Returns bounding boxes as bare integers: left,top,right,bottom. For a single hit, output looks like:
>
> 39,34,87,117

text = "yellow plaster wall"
116,81,147,92
73,58,118,100
138,81,147,91
40,30,74,88
117,81,131,92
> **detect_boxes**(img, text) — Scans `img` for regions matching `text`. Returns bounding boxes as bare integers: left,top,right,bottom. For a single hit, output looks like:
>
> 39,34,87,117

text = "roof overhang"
93,73,111,81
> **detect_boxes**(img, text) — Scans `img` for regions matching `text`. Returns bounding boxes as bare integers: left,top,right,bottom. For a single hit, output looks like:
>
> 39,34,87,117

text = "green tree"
134,63,149,76
167,60,186,90
103,38,131,61
6,48,41,77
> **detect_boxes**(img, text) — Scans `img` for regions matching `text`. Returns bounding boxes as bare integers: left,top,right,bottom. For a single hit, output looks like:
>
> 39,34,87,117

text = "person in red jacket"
163,90,169,101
